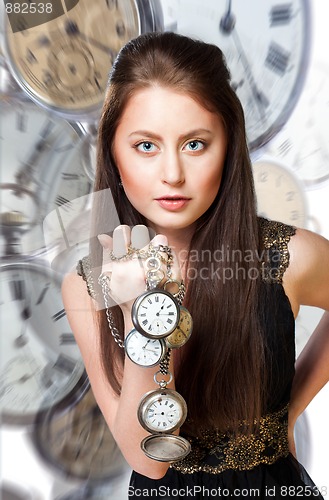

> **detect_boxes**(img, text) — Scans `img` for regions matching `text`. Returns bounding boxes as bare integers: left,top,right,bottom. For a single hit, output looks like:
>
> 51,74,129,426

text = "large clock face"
0,100,92,255
0,260,86,425
252,159,307,227
160,0,311,151
4,0,140,117
3,0,163,119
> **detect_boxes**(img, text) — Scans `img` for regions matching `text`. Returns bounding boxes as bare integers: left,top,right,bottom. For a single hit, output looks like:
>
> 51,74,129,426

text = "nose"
161,149,185,186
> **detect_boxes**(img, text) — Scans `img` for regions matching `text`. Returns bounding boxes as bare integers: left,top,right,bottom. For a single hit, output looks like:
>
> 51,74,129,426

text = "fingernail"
97,234,108,248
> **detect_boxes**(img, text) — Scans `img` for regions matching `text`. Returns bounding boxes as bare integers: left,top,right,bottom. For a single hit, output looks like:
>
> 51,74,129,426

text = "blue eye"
185,140,205,151
136,141,156,153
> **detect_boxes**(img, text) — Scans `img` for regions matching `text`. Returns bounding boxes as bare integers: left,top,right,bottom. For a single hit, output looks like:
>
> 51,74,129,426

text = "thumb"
97,233,113,271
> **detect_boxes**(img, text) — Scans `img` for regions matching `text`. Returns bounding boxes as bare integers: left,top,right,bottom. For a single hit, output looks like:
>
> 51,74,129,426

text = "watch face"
138,388,187,434
160,0,311,151
132,290,180,339
0,259,86,424
141,434,191,462
32,383,127,481
124,328,166,367
252,159,307,227
165,306,193,348
3,0,161,118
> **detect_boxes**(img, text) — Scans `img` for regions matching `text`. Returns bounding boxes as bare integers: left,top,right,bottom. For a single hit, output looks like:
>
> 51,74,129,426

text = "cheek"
201,169,223,195
121,175,150,209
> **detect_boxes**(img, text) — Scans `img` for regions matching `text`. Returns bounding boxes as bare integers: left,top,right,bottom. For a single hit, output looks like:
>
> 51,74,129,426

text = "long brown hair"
92,32,266,434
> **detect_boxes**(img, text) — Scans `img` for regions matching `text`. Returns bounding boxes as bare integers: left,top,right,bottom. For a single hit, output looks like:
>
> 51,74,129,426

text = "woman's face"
113,86,227,236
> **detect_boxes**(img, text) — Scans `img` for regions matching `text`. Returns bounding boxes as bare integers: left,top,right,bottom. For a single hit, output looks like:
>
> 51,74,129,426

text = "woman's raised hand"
97,225,181,314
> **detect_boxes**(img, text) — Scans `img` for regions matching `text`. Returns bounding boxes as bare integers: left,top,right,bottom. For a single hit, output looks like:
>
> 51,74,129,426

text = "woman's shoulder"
258,217,329,313
284,224,329,310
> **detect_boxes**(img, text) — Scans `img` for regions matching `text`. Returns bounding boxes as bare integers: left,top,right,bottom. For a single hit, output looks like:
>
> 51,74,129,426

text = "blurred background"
0,0,328,498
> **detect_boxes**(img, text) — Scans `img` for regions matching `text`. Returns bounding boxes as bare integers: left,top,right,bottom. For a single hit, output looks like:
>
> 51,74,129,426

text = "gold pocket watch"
165,306,193,349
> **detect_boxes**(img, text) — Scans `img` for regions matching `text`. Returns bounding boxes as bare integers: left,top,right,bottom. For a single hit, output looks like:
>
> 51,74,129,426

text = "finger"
113,225,131,257
151,234,182,281
97,234,113,270
97,233,113,251
151,233,168,247
150,234,182,282
131,225,150,249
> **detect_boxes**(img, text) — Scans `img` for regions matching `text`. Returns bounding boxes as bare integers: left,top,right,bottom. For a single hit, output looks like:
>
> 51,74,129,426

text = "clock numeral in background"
265,42,290,75
54,354,76,373
55,196,73,212
286,191,296,202
26,49,37,65
52,309,66,322
61,173,80,181
59,333,76,345
270,4,293,26
106,0,118,10
36,283,50,305
16,110,27,132
10,278,25,301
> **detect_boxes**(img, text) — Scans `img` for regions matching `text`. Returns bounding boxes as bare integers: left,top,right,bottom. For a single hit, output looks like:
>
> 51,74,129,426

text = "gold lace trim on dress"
170,404,289,474
259,218,296,284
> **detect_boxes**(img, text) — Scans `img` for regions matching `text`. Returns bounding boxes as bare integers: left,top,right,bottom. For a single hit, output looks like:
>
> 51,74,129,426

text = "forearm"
290,310,329,423
111,312,176,478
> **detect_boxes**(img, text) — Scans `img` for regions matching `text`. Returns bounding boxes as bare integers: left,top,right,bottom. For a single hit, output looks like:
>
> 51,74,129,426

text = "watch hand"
230,29,268,121
220,0,236,34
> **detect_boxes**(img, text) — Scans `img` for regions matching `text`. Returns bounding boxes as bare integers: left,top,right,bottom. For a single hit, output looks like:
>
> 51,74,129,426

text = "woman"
62,32,329,498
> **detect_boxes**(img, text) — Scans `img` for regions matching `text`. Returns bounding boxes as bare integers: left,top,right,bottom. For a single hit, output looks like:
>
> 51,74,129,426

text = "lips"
155,195,191,211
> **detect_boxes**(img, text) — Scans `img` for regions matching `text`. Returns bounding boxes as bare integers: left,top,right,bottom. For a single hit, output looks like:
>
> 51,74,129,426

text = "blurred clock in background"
0,98,92,255
266,61,329,189
31,380,127,482
0,258,87,425
160,0,311,151
252,158,308,227
3,0,163,120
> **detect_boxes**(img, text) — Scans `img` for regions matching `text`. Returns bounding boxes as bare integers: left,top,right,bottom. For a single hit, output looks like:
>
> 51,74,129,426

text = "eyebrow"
128,129,213,141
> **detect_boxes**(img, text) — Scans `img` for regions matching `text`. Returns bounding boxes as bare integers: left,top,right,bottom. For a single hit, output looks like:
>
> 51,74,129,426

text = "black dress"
128,219,324,500
77,219,324,500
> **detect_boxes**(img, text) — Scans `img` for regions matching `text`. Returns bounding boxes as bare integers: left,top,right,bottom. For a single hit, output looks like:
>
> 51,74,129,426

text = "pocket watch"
160,0,311,151
0,99,92,254
138,387,191,462
132,289,180,339
165,306,193,349
124,328,167,367
252,158,308,227
31,381,127,481
3,0,163,120
0,257,86,425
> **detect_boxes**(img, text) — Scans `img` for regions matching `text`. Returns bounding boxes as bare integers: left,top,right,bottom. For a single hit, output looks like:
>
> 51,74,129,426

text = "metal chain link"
159,348,172,375
98,273,124,348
